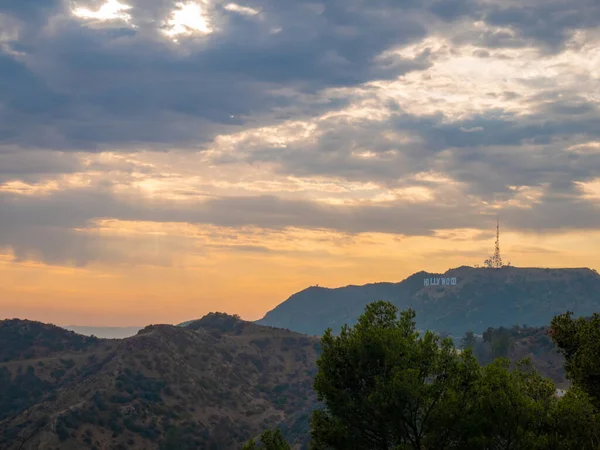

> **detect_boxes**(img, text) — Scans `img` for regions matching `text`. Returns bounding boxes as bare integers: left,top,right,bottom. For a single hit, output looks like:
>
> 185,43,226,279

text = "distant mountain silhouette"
256,266,600,337
0,314,319,450
63,325,143,339
0,319,101,362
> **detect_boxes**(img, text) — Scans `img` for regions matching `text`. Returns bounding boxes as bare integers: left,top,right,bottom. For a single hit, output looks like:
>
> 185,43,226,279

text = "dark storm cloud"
503,191,600,232
3,182,599,265
428,0,476,21
0,0,434,151
239,101,600,200
0,186,488,264
0,188,193,266
0,149,81,183
5,0,594,154
0,187,483,234
1,0,600,267
483,1,600,51
443,0,600,52
0,0,596,153
0,0,63,25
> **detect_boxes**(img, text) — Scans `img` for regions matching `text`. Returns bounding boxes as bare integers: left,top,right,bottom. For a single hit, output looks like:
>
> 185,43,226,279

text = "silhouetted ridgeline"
256,266,600,337
0,314,319,450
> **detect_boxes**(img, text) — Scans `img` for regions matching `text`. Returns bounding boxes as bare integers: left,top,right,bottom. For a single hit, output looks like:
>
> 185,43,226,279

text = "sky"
1,0,599,326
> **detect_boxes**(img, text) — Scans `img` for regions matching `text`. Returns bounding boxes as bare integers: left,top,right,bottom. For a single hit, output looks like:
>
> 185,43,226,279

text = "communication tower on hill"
484,217,503,268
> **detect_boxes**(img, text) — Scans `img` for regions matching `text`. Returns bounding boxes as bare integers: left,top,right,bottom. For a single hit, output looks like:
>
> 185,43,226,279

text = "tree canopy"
460,330,476,350
246,301,600,450
550,311,600,408
310,302,480,449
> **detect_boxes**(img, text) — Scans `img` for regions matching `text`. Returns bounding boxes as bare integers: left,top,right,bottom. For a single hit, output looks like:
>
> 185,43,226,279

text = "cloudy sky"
1,0,599,326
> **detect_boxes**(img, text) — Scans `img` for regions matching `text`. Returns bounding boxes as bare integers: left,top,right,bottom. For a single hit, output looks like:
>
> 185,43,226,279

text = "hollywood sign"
424,277,457,287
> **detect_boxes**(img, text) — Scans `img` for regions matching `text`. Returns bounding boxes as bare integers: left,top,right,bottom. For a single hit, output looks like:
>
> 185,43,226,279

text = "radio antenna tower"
484,216,503,268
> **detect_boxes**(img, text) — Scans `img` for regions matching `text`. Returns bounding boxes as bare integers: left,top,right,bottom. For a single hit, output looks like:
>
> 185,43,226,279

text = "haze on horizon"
1,0,599,327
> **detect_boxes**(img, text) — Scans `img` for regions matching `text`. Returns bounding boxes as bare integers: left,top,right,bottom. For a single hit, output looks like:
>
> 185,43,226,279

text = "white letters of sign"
424,277,457,287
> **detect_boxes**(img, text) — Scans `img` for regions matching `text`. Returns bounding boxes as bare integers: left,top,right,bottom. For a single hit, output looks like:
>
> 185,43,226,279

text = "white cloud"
368,30,600,121
72,0,133,22
224,3,260,16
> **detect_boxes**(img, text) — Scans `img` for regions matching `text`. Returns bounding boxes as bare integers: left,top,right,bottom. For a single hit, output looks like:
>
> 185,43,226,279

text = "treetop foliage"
550,311,600,409
247,301,600,450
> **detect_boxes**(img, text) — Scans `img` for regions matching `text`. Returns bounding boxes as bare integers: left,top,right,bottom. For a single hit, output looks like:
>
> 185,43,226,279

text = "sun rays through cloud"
163,1,214,39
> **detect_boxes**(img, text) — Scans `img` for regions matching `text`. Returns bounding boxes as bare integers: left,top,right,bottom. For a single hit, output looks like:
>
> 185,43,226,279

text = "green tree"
250,303,600,450
464,358,557,449
490,331,511,358
476,358,594,450
460,331,477,350
242,428,291,450
482,327,494,344
480,327,512,359
310,301,480,450
541,388,600,449
550,312,600,407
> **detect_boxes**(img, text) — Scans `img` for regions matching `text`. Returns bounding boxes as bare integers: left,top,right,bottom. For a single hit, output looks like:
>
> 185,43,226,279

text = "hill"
470,323,567,388
0,319,103,362
256,266,600,337
0,314,320,450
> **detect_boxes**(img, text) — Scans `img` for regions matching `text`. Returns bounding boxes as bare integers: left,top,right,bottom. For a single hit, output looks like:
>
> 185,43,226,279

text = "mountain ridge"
0,315,320,450
256,266,600,337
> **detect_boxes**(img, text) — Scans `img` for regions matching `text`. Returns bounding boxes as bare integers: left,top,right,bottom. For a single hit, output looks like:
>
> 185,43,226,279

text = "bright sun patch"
72,0,132,22
164,1,213,39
